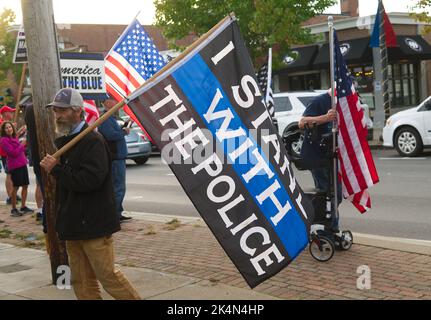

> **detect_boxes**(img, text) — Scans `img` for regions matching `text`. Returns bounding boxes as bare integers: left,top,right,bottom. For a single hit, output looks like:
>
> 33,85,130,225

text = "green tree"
410,0,431,34
154,0,336,68
0,8,22,101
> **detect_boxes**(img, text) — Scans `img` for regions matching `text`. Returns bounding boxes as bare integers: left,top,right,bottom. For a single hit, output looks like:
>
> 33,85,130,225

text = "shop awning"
276,45,319,73
388,35,431,61
312,37,373,68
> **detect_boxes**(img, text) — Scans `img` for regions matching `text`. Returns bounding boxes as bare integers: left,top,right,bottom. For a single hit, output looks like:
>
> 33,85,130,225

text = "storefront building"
274,12,431,112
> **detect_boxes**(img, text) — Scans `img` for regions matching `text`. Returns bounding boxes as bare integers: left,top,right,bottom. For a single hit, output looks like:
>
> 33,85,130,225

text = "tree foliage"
154,0,336,68
0,8,22,97
410,0,431,34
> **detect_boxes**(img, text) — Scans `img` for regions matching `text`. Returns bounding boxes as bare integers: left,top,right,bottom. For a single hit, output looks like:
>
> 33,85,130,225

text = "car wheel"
134,156,149,165
394,128,423,157
284,128,303,158
291,133,304,157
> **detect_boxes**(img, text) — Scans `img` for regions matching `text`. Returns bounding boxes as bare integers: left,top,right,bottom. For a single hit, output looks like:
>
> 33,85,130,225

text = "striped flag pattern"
334,31,379,213
104,18,166,138
256,48,275,120
83,100,99,125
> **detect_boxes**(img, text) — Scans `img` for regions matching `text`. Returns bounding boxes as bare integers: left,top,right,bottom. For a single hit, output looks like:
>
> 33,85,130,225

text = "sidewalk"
0,205,430,300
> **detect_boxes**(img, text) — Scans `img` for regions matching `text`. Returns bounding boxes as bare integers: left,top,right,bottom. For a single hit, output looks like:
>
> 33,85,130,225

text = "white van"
383,96,431,156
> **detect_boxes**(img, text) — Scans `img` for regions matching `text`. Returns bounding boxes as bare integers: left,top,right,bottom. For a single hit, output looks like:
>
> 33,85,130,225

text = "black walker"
283,124,353,262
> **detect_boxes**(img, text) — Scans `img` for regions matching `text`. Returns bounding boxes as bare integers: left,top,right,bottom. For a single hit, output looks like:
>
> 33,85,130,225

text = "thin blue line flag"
126,15,314,288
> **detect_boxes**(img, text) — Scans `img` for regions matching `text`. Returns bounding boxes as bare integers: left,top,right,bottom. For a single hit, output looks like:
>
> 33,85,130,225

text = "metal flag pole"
328,16,339,228
267,47,272,102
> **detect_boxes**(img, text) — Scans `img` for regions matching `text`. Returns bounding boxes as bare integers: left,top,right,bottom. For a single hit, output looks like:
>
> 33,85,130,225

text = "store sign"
12,25,27,64
60,52,106,100
405,38,422,53
340,43,351,56
283,51,299,65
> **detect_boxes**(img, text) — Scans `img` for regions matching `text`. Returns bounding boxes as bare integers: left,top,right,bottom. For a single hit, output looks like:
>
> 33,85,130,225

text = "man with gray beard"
40,87,140,300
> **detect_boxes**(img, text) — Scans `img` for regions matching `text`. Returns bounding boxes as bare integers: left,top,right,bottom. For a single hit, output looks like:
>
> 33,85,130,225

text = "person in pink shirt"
0,121,33,216
0,105,17,204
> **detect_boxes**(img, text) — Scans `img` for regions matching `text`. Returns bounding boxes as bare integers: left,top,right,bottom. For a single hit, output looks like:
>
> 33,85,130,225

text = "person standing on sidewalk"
23,103,44,221
98,96,132,223
0,121,33,217
299,90,341,231
0,106,20,205
22,102,48,253
40,88,140,300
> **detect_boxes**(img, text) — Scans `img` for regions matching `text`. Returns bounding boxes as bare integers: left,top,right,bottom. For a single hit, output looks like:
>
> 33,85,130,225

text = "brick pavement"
0,205,430,300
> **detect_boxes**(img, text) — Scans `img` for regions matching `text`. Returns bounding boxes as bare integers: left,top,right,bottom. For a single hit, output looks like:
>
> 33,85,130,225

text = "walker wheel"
309,235,335,262
339,230,353,250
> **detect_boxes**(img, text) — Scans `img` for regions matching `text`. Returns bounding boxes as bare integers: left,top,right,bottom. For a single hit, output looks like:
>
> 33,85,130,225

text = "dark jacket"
300,93,332,160
97,114,128,160
51,123,121,240
23,103,41,177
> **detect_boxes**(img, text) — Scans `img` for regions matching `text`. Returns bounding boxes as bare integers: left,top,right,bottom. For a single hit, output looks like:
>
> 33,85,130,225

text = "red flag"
383,10,397,47
370,1,398,48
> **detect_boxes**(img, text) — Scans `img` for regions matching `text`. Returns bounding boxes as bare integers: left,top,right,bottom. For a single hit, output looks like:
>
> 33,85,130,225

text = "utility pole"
21,0,68,284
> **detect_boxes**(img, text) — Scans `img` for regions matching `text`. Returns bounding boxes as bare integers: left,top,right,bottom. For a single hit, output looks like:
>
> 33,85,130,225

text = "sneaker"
119,215,132,223
20,206,34,214
10,208,22,217
36,212,43,221
6,196,22,204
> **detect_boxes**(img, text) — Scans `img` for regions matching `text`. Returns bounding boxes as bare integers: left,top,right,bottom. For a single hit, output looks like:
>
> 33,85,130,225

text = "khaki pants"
66,236,141,300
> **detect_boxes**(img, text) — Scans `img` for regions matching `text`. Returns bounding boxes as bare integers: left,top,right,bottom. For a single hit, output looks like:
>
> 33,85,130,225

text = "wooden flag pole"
13,63,27,123
53,13,236,159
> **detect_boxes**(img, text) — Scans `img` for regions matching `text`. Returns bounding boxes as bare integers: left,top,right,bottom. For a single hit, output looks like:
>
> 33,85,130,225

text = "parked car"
274,90,373,157
118,118,152,165
383,96,431,157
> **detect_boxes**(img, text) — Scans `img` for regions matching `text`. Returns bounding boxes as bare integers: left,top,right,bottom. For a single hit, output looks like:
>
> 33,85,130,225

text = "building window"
350,66,374,94
388,63,419,108
278,72,321,91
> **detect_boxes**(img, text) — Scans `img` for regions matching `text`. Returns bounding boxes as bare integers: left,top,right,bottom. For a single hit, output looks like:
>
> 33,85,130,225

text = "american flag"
104,19,166,136
256,48,276,125
334,30,379,213
83,100,99,125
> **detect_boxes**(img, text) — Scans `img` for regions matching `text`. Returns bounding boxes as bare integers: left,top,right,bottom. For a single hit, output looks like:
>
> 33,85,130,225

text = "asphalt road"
1,148,430,241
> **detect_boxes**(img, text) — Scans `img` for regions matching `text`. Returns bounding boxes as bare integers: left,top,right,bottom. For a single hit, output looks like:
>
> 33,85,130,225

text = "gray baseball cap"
46,87,83,108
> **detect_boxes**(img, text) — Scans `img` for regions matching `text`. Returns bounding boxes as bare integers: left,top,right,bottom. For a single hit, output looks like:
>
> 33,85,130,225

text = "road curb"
24,203,430,256
353,232,431,255
127,211,431,256
127,211,205,225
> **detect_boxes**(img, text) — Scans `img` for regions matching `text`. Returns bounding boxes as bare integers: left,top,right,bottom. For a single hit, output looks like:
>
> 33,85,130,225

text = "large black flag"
126,15,314,288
